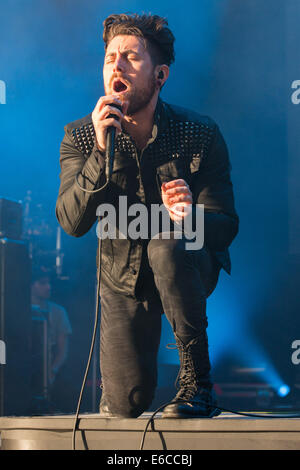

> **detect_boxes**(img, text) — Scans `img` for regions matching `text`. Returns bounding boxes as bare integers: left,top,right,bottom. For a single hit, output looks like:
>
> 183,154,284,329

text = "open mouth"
112,79,128,93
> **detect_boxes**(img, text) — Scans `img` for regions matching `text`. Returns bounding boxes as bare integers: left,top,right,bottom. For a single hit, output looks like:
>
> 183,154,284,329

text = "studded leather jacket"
56,98,239,297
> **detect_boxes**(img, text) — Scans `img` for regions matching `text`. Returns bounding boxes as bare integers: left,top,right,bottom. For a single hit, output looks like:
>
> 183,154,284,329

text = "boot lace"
174,343,198,401
171,335,211,403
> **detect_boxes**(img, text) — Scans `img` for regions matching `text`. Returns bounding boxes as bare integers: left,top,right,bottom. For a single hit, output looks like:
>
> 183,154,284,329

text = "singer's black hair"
103,13,175,67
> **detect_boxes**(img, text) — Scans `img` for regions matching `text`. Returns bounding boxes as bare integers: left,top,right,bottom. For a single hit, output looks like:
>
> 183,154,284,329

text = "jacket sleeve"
56,128,108,237
191,123,239,251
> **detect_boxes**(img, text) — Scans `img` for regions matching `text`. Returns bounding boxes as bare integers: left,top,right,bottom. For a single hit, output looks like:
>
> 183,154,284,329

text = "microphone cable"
72,106,122,449
139,398,300,450
71,225,103,451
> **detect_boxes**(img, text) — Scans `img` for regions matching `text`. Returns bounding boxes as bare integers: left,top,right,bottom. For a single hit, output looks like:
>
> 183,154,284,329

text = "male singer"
56,13,239,418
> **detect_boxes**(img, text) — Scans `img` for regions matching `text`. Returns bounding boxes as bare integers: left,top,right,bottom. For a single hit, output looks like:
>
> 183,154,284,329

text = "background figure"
30,267,72,413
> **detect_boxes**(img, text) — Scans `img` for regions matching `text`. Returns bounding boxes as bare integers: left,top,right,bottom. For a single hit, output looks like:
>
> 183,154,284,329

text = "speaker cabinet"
0,238,31,416
0,198,23,240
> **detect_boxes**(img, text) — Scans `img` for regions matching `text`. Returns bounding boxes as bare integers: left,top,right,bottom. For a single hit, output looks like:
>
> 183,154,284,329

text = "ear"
155,64,169,88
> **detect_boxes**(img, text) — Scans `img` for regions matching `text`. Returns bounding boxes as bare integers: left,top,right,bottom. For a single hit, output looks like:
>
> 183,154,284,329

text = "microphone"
105,102,123,182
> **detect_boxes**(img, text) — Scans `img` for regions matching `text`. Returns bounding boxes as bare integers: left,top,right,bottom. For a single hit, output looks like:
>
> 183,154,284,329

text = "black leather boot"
162,333,221,418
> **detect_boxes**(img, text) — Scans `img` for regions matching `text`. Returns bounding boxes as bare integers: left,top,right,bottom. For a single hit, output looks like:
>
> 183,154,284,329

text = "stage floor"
1,412,300,450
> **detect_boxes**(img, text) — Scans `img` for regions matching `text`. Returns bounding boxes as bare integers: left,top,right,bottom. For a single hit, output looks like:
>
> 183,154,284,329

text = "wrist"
96,140,105,153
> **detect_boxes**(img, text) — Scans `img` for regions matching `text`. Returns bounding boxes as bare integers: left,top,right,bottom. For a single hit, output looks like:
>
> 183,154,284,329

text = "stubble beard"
106,71,157,116
126,73,157,115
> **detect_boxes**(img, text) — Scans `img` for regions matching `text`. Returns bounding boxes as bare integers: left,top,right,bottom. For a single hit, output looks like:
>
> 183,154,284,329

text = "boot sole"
161,408,221,419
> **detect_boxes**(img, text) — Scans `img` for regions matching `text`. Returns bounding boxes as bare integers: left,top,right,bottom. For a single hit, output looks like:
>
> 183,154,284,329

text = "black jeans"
99,235,221,418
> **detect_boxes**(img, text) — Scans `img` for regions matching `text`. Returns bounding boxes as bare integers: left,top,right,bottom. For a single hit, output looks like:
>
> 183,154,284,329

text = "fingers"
161,178,193,222
168,192,193,204
162,179,190,190
92,95,129,152
162,179,192,202
164,186,191,196
98,104,124,122
94,95,126,114
168,201,192,223
93,96,128,124
103,117,123,133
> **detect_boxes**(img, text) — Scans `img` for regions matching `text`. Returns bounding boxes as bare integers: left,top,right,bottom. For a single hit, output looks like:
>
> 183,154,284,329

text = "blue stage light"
277,385,290,397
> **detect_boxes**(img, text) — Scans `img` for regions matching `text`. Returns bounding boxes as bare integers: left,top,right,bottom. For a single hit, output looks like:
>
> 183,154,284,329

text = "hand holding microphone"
76,96,128,193
92,95,129,181
92,95,128,152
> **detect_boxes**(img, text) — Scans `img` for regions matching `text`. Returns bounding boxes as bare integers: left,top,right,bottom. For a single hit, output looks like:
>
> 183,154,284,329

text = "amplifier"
0,238,31,416
0,198,23,240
